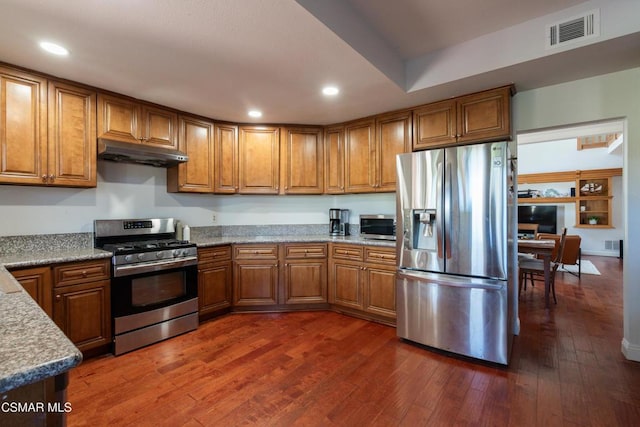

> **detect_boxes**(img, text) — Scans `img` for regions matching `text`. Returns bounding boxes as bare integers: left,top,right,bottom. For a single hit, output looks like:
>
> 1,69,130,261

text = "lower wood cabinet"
329,243,396,323
10,259,112,354
198,245,232,317
282,243,327,304
233,244,280,306
10,266,53,318
53,279,111,353
52,259,111,353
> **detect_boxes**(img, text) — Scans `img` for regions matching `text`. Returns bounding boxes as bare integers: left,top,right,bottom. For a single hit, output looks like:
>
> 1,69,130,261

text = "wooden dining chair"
518,227,567,303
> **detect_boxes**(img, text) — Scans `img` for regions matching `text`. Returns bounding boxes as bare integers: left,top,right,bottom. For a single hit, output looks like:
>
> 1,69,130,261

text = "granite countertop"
0,249,111,393
192,234,396,248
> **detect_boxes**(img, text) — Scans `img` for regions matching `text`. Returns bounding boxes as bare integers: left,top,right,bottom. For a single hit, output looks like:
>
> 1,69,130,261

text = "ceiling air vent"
546,9,599,49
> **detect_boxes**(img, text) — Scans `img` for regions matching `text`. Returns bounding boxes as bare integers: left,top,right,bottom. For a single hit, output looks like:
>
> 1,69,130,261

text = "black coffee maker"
329,209,350,236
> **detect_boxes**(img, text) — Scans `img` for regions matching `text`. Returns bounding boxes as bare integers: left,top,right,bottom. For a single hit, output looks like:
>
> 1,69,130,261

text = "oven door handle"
113,256,198,277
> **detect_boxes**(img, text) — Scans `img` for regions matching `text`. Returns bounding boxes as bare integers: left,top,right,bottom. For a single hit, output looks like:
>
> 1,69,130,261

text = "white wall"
513,67,640,362
0,161,395,236
518,138,624,256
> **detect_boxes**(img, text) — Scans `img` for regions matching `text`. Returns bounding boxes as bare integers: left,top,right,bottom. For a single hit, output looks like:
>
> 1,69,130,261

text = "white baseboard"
621,338,640,362
581,250,619,257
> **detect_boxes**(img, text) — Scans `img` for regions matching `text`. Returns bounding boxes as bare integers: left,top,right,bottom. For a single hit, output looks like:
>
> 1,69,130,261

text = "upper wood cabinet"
0,66,96,187
324,126,344,194
48,80,97,187
376,111,411,192
238,126,280,194
97,93,178,149
0,66,48,185
214,123,239,193
344,118,375,193
167,115,214,193
281,127,323,194
413,85,512,150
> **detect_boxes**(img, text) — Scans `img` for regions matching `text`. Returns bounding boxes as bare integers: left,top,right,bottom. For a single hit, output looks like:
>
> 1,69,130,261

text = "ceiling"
0,0,639,126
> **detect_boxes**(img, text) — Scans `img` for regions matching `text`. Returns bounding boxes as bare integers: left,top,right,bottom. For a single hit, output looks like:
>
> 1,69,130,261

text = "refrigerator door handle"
444,158,452,260
397,269,504,291
436,161,444,259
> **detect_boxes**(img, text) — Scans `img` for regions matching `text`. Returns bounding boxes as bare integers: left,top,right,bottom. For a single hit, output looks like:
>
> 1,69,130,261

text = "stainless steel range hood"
97,139,188,168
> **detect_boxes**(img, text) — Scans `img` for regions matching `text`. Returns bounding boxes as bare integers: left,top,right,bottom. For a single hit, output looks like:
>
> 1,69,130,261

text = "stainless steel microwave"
359,215,396,240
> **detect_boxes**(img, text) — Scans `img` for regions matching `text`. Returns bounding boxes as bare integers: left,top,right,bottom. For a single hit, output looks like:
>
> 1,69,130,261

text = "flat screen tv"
518,205,557,234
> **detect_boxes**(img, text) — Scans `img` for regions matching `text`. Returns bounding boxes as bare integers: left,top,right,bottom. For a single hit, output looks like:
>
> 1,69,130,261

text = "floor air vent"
546,9,599,49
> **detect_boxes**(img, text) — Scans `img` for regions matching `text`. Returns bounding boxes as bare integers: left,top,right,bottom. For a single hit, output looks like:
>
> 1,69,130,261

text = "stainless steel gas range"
94,218,198,355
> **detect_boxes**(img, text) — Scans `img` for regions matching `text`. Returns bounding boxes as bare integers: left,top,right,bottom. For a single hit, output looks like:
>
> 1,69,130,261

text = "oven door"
111,264,198,318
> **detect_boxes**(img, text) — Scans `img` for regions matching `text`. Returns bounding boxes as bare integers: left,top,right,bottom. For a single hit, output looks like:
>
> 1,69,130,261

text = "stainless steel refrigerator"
396,141,518,365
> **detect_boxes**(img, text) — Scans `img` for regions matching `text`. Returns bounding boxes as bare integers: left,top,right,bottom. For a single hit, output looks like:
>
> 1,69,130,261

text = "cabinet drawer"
198,245,232,264
53,259,110,287
234,244,279,260
331,244,364,261
364,246,396,266
284,243,327,259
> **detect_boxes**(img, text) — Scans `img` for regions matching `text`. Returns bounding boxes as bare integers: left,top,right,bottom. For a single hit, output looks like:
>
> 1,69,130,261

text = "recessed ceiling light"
39,41,69,56
248,110,262,118
322,86,339,96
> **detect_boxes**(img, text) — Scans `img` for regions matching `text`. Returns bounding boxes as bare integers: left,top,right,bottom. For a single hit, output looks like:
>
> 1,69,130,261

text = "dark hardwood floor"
67,256,639,426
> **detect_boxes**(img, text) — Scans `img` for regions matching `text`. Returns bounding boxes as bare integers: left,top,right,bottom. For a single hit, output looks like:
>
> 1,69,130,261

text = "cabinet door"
10,266,53,318
282,259,327,304
48,81,97,187
199,261,232,315
344,119,375,193
328,259,363,310
324,126,344,194
238,126,280,194
53,280,111,352
281,127,323,194
167,115,214,193
97,93,140,143
412,100,456,150
376,111,411,192
0,67,47,185
363,265,396,319
456,87,511,143
214,123,239,193
141,105,178,149
233,260,279,306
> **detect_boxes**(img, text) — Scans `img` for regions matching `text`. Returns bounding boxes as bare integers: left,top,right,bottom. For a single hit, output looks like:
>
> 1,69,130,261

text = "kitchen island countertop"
0,249,111,393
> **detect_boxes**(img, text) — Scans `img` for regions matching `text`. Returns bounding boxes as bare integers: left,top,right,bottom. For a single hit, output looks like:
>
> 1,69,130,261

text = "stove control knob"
156,252,163,259
124,255,132,262
137,253,145,261
173,249,182,257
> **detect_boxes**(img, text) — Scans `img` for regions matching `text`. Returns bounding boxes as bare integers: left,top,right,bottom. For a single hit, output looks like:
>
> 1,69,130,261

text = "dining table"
517,239,556,308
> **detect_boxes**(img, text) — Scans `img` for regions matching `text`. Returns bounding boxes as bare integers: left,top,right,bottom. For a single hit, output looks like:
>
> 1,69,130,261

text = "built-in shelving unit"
518,168,622,229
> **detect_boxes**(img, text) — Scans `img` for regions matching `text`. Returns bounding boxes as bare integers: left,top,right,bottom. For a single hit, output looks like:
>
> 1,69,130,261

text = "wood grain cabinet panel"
98,93,177,149
97,93,140,144
375,111,411,191
233,244,279,306
214,123,239,193
48,80,97,187
52,259,110,287
198,246,232,316
329,244,396,322
167,115,214,193
282,243,327,304
53,280,111,353
324,126,344,194
10,266,53,318
413,86,512,150
281,127,323,194
238,126,280,194
344,118,375,193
